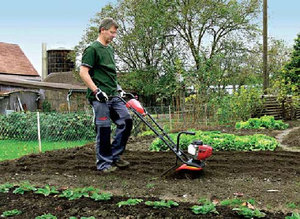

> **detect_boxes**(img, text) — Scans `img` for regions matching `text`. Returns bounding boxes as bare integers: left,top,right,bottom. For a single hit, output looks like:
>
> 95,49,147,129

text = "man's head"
99,18,118,45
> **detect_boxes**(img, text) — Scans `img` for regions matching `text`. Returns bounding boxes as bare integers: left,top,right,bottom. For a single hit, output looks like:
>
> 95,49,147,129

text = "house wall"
44,90,89,112
0,91,39,114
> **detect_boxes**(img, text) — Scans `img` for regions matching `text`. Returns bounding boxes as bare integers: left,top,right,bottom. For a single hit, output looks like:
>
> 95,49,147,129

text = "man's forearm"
79,66,97,92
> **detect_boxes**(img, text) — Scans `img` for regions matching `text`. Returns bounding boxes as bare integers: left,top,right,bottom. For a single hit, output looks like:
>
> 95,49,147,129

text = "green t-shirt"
81,41,118,101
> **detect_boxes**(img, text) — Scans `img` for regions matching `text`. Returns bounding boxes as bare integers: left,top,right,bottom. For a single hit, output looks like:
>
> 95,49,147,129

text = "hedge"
0,112,95,141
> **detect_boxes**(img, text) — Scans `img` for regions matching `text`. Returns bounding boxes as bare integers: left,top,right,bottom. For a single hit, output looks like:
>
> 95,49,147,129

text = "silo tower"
47,47,74,75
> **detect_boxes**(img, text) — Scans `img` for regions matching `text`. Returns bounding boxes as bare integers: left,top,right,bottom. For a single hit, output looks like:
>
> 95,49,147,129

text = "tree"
284,34,300,90
166,0,262,99
75,0,181,103
270,34,300,118
74,0,263,105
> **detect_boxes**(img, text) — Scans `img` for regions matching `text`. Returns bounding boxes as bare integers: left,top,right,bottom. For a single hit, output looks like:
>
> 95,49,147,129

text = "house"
0,42,41,113
0,42,41,88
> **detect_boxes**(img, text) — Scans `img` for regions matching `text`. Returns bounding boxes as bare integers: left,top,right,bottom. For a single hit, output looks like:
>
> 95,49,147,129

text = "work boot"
100,165,117,174
114,159,130,168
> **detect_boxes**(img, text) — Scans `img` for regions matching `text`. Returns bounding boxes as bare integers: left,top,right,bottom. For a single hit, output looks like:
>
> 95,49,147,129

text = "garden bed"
0,123,299,218
0,192,288,218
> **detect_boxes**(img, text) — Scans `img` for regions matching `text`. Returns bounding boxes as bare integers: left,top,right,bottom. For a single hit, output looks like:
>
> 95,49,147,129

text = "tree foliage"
74,0,296,112
270,34,300,106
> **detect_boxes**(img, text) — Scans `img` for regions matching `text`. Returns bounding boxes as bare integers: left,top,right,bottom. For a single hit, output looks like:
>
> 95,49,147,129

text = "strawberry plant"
1,209,22,217
286,202,300,210
117,199,143,207
233,206,266,218
285,212,300,219
35,185,59,196
145,200,179,208
0,183,13,193
13,182,36,194
89,192,112,201
59,187,99,200
191,203,219,215
35,213,57,219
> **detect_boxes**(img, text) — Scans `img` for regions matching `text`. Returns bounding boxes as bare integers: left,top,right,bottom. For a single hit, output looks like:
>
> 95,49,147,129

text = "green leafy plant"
34,185,59,196
138,130,155,137
197,198,213,205
233,206,266,218
1,209,22,217
235,115,289,130
214,86,264,123
35,213,57,219
286,202,300,210
145,200,179,208
191,203,219,215
0,183,14,193
117,199,143,207
146,183,155,189
58,187,94,200
150,130,279,151
13,181,36,194
89,192,112,201
285,212,300,219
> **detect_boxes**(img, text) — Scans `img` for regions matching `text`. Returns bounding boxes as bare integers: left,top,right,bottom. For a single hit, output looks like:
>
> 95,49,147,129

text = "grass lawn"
0,140,92,161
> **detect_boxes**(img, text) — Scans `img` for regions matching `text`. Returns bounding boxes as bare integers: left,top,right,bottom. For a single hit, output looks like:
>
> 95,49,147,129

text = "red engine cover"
126,99,146,116
197,145,213,160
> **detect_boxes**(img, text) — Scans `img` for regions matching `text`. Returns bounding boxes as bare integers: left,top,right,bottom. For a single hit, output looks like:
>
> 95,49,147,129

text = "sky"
1,0,299,75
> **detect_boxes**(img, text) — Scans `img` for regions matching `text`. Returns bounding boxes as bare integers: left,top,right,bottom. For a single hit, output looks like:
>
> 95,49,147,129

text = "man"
79,18,132,173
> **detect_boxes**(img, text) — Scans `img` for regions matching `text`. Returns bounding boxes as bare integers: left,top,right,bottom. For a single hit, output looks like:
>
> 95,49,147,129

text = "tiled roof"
0,42,39,76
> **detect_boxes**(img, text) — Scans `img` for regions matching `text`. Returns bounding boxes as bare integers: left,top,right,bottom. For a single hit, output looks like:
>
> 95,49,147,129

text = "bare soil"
0,121,299,218
282,127,300,150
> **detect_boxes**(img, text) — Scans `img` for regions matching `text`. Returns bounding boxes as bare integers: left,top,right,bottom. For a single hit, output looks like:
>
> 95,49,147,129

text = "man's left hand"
118,89,126,98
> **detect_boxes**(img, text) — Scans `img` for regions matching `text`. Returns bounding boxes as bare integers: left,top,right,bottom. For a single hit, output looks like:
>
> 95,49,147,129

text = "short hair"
99,18,118,33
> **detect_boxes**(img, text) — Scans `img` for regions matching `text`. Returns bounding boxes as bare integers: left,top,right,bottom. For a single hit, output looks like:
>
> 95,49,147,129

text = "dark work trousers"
92,97,132,170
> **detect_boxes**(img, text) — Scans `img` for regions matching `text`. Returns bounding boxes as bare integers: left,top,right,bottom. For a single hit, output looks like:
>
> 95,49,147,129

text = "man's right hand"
93,88,108,102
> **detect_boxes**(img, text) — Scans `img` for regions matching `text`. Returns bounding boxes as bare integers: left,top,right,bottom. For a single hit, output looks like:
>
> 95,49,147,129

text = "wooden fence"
258,95,300,120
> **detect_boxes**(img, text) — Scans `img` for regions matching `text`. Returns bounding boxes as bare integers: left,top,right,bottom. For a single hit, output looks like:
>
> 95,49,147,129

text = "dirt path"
276,126,300,152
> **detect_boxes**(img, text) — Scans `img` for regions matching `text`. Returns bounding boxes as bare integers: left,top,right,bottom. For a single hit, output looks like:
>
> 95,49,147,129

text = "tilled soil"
0,192,287,219
0,123,299,218
1,145,300,217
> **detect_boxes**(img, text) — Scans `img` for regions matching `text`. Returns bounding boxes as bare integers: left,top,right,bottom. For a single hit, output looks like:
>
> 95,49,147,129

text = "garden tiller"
118,94,213,177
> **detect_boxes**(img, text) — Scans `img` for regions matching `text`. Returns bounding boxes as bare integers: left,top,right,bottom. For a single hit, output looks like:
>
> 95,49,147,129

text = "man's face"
101,26,117,44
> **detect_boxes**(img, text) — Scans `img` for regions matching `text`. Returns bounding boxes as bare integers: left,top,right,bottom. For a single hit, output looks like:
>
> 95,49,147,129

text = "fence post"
37,112,42,153
169,105,172,131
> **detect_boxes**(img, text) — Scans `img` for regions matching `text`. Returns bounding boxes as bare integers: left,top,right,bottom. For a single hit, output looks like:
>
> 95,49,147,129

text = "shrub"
149,130,279,151
213,86,264,124
235,115,289,130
